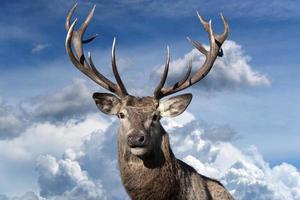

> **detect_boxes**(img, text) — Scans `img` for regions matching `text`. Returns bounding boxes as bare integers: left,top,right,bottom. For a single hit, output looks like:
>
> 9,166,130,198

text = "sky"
0,0,300,199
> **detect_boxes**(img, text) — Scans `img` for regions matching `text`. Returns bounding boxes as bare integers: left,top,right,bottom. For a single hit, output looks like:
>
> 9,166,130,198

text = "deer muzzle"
127,132,150,156
127,134,146,148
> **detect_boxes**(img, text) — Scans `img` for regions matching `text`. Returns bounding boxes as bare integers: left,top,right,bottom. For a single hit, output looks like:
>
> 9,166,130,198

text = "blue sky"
0,0,300,199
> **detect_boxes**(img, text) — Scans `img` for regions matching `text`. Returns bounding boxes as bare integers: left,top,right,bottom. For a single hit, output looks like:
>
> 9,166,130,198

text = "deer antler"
153,12,229,99
65,4,128,98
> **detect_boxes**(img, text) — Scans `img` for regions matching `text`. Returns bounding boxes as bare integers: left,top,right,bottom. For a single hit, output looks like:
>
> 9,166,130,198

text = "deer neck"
118,129,180,199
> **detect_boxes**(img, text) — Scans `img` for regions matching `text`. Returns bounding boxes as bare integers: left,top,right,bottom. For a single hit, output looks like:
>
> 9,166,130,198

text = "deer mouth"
127,134,149,156
130,146,148,156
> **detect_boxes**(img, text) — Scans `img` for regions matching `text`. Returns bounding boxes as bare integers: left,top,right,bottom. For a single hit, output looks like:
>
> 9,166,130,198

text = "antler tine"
78,5,96,34
83,34,98,44
65,4,128,97
197,12,211,34
71,5,97,57
153,46,170,98
165,61,192,96
66,19,83,70
78,4,99,44
176,61,192,88
87,52,118,89
187,37,208,55
112,38,128,95
155,13,228,99
215,13,229,44
65,3,77,31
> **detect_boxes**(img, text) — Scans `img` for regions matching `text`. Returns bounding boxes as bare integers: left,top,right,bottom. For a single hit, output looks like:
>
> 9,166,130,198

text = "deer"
65,4,233,200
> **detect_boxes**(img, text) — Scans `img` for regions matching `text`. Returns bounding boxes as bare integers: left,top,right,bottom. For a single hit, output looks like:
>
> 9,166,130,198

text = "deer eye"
152,114,158,121
118,112,125,119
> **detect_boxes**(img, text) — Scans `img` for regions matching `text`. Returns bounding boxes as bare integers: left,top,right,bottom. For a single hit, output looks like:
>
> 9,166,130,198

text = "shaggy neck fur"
118,129,180,200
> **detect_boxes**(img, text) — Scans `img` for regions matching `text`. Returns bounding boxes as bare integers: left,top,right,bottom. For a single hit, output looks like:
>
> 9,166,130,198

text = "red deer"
65,4,233,200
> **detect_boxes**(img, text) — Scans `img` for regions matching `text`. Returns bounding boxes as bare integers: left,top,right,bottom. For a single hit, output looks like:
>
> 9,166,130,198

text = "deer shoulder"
176,159,233,200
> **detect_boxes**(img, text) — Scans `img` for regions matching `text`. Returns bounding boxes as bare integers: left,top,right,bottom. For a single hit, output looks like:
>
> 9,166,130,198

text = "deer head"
65,4,228,159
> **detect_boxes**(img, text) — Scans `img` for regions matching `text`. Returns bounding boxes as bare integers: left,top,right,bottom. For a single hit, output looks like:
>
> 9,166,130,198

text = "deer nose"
127,134,146,147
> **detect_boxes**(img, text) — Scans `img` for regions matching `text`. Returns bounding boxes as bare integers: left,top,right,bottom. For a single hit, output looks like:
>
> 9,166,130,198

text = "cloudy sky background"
0,0,300,199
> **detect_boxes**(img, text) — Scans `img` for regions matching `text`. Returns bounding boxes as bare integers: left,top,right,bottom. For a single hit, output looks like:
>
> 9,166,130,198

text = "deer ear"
158,93,192,117
93,93,121,115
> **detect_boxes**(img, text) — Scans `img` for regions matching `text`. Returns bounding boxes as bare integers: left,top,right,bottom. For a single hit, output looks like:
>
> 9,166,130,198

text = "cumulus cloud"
0,79,111,196
78,122,127,199
0,73,295,200
36,154,106,200
1,105,299,199
0,99,26,140
36,154,88,197
0,192,42,200
165,117,300,200
54,180,106,200
0,78,103,142
0,113,109,163
0,150,107,200
0,113,110,197
29,79,96,122
35,122,126,200
152,40,270,92
0,79,99,140
33,112,300,200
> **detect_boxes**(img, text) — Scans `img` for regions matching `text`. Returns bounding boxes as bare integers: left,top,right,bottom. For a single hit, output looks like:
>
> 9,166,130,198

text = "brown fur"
115,97,234,200
93,95,233,199
119,134,179,200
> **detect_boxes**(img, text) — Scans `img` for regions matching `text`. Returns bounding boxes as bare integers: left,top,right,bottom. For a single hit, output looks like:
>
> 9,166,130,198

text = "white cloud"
36,155,87,197
54,180,106,200
165,116,300,200
152,40,270,92
0,78,101,139
1,95,299,200
1,153,107,200
31,44,49,54
0,99,25,140
268,163,300,199
0,192,43,200
0,79,111,195
30,112,300,200
29,79,95,122
34,121,126,200
0,77,297,199
0,113,109,162
0,113,110,196
34,124,118,200
36,154,106,200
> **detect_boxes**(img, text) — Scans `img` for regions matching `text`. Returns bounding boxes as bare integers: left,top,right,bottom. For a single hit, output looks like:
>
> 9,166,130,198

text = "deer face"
93,93,192,157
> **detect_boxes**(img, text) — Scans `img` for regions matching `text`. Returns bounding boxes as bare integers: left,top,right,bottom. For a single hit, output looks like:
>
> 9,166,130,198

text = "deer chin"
130,147,149,156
